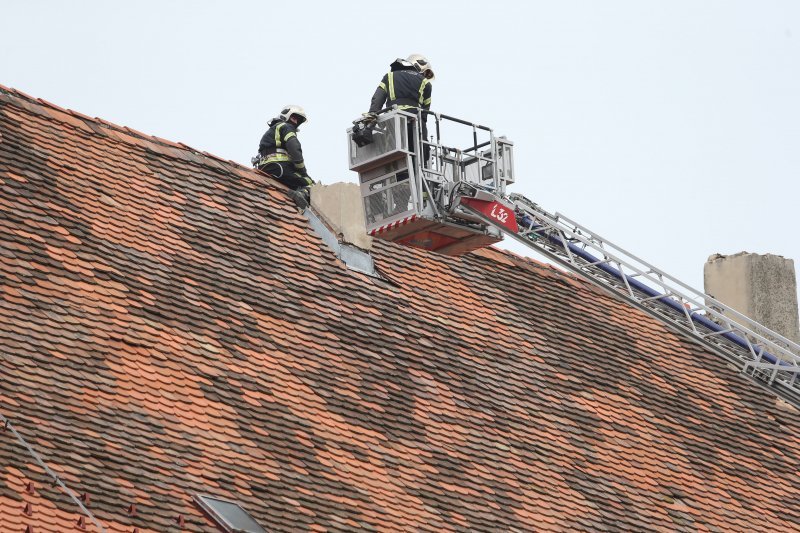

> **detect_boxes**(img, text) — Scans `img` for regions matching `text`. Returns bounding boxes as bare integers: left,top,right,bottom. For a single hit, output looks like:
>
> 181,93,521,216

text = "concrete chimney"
704,252,800,343
310,182,373,250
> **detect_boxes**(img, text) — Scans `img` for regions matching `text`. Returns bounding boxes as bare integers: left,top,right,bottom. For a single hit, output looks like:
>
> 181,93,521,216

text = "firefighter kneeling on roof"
253,105,313,209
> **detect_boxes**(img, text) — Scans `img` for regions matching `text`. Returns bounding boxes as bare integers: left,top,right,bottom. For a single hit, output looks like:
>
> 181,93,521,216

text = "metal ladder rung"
581,257,612,268
745,361,800,372
639,293,671,303
700,328,736,339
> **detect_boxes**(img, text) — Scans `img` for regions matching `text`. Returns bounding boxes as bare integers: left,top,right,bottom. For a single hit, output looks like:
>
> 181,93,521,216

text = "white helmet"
279,105,308,125
407,54,434,80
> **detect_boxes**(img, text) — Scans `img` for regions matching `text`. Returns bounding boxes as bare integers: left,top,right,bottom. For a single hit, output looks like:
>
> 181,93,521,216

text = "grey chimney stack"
704,252,800,343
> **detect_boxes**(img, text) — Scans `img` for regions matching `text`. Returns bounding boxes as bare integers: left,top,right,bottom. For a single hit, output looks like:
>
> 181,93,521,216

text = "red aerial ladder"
347,108,800,407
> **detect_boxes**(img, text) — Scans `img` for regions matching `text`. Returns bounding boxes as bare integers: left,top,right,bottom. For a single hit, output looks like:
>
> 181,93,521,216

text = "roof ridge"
477,245,603,293
0,83,275,193
0,84,614,298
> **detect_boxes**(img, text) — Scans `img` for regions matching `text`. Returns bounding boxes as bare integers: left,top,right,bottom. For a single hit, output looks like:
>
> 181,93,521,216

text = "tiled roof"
2,84,800,532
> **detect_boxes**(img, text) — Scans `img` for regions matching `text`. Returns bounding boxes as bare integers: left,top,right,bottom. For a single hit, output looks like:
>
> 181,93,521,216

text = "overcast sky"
3,0,799,309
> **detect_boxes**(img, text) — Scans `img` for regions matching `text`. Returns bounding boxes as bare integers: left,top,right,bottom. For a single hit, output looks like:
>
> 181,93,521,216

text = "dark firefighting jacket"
257,119,308,176
369,66,432,113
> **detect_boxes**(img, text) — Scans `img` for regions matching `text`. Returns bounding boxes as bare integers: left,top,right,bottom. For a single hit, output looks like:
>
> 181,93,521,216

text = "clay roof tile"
2,84,800,531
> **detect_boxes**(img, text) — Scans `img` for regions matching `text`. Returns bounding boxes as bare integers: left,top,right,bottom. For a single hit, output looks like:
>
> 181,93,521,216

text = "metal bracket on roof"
0,412,106,532
303,207,379,277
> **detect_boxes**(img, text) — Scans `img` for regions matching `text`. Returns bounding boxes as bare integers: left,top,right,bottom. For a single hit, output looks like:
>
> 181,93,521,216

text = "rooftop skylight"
194,494,266,533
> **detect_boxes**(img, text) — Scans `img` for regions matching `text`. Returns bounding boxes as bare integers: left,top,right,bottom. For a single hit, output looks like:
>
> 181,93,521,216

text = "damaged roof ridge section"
0,83,271,187
474,245,595,291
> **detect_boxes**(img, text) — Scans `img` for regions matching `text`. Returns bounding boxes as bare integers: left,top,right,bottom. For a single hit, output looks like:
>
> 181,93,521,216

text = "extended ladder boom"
463,192,800,406
349,109,800,406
